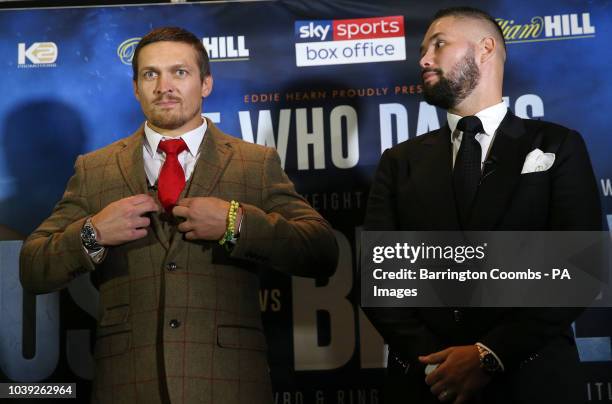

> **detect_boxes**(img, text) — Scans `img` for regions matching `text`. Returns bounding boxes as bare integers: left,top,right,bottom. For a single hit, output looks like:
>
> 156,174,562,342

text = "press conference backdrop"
0,0,611,402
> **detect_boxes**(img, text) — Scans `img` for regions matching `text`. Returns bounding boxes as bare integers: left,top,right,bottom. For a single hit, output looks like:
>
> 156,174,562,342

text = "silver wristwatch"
80,217,103,252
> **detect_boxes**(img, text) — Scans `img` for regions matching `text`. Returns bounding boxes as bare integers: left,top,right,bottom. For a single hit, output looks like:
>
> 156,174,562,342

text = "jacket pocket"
519,171,550,185
216,324,267,352
99,303,130,327
95,304,132,359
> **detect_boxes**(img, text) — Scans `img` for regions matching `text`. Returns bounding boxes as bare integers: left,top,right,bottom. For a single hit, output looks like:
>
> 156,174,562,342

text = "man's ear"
201,75,213,98
479,37,496,64
133,80,140,101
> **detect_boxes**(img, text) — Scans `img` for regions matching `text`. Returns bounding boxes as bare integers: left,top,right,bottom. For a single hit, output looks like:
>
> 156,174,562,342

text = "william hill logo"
117,36,250,64
202,36,249,61
117,37,140,65
17,42,57,68
496,12,595,44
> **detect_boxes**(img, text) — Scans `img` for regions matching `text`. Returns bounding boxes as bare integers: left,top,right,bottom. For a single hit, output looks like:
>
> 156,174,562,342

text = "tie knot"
158,138,188,155
457,116,484,136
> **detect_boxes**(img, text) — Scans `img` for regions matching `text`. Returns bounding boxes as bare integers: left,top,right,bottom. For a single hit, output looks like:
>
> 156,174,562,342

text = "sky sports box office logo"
295,16,406,67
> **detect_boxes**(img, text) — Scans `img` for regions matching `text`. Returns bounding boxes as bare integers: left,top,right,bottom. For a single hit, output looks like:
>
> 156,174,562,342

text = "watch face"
82,226,94,241
81,223,101,250
483,353,499,371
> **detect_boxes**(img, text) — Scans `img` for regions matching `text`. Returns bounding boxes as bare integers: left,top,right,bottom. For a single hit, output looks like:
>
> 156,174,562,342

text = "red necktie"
157,138,188,212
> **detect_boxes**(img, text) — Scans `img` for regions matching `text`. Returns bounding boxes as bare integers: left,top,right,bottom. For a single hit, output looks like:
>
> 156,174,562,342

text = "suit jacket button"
169,319,181,329
166,262,177,272
453,309,462,322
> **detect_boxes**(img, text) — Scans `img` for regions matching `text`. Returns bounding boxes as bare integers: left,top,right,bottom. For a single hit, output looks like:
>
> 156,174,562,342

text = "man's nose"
155,73,173,94
419,49,433,70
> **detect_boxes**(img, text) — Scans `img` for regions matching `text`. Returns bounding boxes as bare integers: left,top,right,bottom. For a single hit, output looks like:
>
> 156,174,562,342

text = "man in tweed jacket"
20,27,338,404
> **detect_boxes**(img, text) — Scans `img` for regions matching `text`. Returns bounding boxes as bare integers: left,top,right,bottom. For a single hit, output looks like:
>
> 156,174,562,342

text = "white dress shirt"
447,102,508,169
143,118,207,186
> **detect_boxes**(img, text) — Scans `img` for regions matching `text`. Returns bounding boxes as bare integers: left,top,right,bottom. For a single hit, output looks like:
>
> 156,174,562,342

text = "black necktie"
453,116,484,227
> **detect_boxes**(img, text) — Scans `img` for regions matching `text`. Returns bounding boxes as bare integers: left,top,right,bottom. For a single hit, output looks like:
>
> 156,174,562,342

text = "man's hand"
173,197,243,241
91,194,159,246
419,345,492,404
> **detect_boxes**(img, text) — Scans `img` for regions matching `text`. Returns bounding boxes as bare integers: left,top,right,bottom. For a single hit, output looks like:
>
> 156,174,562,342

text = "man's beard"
422,48,480,110
147,99,199,130
149,110,194,130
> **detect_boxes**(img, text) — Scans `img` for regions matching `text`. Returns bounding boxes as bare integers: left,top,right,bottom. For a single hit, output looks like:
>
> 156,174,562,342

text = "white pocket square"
521,148,555,174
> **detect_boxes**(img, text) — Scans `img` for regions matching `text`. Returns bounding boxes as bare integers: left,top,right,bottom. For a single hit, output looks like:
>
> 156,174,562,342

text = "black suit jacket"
364,110,602,403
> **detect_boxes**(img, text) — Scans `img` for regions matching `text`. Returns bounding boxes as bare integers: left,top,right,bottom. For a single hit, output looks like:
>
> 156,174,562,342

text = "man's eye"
435,40,445,48
143,71,157,79
176,69,188,77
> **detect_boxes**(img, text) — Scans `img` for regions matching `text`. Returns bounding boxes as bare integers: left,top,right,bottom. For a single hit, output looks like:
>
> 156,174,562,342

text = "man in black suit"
363,7,601,404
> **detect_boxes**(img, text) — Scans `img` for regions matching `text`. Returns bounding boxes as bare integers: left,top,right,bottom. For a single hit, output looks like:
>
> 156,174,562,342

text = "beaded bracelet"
219,200,240,247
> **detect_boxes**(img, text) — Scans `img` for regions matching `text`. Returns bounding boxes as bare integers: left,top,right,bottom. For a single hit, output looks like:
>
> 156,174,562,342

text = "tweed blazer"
20,119,338,404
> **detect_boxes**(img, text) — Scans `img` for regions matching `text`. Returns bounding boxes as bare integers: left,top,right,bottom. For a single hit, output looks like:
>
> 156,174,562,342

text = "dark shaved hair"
432,7,506,52
132,26,210,82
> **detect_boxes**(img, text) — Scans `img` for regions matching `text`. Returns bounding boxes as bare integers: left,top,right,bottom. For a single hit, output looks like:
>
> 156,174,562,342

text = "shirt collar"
143,116,207,157
447,102,508,138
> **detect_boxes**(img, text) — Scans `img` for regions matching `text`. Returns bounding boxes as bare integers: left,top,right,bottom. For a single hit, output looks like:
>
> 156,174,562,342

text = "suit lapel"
468,110,532,229
117,127,147,195
184,121,234,198
117,126,169,250
411,125,461,229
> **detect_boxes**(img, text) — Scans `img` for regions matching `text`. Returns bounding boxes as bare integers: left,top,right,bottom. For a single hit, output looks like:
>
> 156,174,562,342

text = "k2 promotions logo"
295,16,406,67
17,42,57,68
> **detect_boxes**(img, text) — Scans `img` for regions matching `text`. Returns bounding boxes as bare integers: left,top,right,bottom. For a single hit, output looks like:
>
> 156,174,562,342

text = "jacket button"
169,319,181,329
453,309,462,322
166,262,177,272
